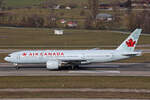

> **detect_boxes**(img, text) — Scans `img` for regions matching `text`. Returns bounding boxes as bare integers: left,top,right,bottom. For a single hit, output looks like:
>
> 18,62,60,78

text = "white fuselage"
4,49,138,64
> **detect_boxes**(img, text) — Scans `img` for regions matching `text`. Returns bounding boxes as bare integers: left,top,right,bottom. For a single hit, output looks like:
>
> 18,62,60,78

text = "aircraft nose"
4,57,10,62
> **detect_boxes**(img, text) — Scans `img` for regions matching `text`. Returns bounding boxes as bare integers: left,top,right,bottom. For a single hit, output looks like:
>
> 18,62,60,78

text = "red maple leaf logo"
126,38,136,47
22,53,27,56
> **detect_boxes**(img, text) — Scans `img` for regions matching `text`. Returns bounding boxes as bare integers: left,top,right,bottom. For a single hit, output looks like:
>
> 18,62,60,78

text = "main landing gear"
71,65,79,70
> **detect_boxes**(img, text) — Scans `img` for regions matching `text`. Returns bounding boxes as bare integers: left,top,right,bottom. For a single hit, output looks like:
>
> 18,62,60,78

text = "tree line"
0,0,150,34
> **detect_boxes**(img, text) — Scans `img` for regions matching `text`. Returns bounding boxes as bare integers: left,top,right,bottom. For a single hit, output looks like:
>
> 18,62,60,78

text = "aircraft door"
17,55,20,62
81,53,86,60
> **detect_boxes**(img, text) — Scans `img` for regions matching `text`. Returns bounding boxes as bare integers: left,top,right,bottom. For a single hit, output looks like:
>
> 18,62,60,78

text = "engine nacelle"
46,60,59,70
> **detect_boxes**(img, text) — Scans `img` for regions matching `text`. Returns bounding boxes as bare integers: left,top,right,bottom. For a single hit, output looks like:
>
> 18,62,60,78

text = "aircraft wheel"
16,66,20,70
71,65,79,70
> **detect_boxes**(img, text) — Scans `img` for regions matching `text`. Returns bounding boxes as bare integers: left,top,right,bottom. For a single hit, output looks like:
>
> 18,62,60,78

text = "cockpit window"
7,54,11,57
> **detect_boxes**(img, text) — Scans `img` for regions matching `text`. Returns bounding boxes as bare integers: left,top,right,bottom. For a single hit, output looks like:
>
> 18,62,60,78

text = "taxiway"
0,99,147,100
0,63,150,76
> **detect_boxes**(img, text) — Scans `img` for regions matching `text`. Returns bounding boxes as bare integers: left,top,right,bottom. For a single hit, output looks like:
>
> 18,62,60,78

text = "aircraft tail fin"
116,29,142,52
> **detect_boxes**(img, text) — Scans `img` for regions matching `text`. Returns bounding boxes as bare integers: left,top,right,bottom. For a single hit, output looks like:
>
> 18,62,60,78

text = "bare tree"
84,14,93,29
47,10,57,28
142,11,150,33
111,1,122,28
127,10,150,34
42,0,57,8
0,0,4,10
126,0,132,14
88,0,99,20
85,0,99,29
26,14,44,27
126,0,132,8
127,12,138,31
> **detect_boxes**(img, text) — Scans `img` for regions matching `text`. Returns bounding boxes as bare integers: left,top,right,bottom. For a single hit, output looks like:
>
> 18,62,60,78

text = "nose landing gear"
13,63,19,70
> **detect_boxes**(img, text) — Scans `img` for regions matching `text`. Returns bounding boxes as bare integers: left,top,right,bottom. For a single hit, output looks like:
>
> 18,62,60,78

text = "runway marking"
0,88,150,93
68,70,120,74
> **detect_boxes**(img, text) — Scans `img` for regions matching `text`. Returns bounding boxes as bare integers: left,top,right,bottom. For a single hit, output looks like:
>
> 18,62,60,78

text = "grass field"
4,0,43,8
0,91,150,99
4,0,126,8
0,27,150,47
0,76,149,89
1,76,150,99
4,0,87,8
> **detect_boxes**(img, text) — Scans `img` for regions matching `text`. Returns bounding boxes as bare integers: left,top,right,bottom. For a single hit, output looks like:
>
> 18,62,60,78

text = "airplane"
4,29,142,70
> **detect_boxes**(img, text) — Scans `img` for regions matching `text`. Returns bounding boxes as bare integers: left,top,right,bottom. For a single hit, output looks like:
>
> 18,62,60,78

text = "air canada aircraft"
5,29,142,70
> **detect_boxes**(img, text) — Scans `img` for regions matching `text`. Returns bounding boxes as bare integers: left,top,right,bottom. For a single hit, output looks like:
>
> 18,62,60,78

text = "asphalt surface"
1,88,150,93
0,62,150,76
0,99,147,100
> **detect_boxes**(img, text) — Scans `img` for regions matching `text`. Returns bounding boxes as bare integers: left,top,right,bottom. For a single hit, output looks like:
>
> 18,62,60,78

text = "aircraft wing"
62,59,86,62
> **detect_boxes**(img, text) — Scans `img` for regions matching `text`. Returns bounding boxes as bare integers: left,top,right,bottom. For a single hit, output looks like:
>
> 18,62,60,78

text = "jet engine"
46,60,59,70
